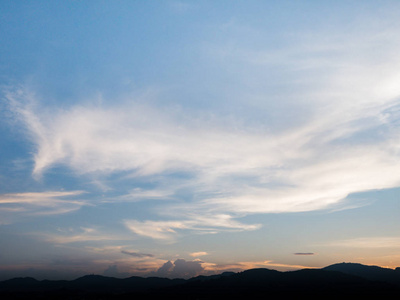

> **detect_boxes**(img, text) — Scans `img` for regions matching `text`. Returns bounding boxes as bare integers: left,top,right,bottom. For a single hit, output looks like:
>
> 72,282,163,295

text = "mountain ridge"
1,263,399,299
323,262,400,285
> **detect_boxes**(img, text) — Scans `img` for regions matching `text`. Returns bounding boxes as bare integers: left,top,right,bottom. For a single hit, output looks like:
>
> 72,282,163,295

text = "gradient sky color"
1,1,400,280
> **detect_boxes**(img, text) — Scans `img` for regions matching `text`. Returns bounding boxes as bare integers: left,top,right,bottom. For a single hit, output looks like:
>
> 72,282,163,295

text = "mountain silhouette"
323,262,400,285
155,268,398,298
1,263,399,299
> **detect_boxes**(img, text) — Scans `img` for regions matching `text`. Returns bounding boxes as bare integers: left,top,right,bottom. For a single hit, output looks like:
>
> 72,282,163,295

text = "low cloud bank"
155,259,205,279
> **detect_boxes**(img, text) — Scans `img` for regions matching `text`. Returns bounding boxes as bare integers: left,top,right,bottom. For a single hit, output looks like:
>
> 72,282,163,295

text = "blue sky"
1,0,400,280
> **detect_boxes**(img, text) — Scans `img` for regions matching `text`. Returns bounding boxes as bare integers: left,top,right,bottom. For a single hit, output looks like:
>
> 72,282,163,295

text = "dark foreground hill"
0,263,399,299
323,262,400,284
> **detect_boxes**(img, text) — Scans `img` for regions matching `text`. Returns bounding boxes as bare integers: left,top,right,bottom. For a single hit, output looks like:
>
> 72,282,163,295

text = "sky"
1,0,400,280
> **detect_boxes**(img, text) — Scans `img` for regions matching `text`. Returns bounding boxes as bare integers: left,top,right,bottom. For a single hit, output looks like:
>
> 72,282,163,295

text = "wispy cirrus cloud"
0,191,86,221
41,227,126,244
124,214,260,241
111,188,176,203
8,91,400,217
5,18,400,240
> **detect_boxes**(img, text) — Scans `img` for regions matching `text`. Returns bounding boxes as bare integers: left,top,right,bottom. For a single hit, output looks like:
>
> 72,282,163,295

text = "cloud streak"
124,215,260,240
41,227,127,244
121,250,154,258
0,191,86,221
190,252,208,257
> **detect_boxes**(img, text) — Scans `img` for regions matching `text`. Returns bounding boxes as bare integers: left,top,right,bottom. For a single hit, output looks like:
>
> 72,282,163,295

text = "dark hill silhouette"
1,263,399,299
0,277,40,290
188,271,236,282
323,262,400,285
155,268,398,298
0,274,185,295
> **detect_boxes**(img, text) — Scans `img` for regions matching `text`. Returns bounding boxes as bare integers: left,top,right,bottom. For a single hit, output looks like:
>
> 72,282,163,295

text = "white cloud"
0,191,86,219
155,259,204,279
41,227,126,244
124,214,259,240
5,16,400,235
9,92,400,218
124,220,189,240
113,188,176,202
190,252,208,257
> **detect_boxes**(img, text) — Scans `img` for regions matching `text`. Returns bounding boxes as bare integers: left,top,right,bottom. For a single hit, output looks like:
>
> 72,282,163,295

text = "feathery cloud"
41,227,126,244
0,191,86,221
5,21,400,235
124,215,260,241
7,85,400,218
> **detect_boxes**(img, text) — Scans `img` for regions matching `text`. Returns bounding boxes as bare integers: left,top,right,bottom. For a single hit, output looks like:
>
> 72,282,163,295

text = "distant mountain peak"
323,262,400,285
324,262,394,271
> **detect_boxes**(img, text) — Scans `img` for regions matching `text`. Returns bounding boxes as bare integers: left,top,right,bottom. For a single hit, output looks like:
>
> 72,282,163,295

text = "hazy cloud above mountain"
103,265,130,278
155,259,205,279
